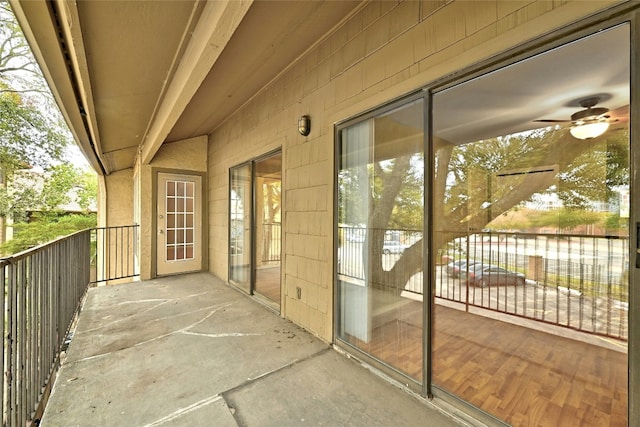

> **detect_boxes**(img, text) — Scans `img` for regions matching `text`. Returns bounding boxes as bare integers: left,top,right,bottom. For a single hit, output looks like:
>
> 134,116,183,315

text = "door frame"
152,168,208,278
229,161,253,293
333,6,638,425
228,148,283,307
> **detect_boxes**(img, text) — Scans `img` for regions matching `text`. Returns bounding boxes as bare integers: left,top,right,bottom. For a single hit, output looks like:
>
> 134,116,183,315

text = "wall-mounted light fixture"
298,115,311,136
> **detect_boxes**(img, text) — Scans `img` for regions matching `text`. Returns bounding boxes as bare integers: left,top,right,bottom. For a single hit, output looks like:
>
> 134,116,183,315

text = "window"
165,179,195,261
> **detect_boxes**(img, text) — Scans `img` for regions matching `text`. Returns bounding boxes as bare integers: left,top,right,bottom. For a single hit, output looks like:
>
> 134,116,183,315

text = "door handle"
159,229,164,234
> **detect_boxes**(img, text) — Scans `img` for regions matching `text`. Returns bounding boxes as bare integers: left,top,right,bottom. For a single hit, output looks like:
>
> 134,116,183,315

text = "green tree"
0,1,45,93
1,163,97,220
0,1,75,246
76,169,99,211
0,214,96,255
0,164,97,255
0,86,68,172
1,0,69,174
357,123,629,292
529,208,601,231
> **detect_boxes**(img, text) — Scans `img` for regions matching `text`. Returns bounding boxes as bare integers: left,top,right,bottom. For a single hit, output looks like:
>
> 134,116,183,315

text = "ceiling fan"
535,96,620,139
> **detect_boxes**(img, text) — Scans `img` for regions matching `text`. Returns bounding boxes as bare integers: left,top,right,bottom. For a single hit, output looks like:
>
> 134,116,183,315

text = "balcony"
1,227,459,427
1,226,629,426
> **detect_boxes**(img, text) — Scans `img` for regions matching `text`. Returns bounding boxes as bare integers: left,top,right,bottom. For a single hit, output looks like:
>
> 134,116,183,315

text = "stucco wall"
104,169,135,227
207,0,619,341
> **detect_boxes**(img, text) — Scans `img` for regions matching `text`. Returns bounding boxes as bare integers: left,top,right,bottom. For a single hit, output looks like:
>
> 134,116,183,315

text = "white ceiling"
433,24,630,144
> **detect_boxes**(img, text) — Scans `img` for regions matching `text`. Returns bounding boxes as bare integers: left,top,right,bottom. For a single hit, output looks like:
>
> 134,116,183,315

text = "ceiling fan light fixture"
570,121,609,139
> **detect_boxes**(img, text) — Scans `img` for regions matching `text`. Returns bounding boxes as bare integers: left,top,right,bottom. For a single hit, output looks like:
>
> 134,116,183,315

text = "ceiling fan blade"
606,104,629,123
533,119,570,123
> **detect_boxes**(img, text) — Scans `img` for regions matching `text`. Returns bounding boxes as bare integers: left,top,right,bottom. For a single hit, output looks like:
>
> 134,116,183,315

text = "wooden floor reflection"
344,298,627,426
255,265,280,305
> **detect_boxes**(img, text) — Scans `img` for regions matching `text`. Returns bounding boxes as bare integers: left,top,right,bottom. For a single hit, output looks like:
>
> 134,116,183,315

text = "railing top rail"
1,224,141,265
443,230,627,240
339,225,422,233
340,226,627,241
1,228,93,263
92,224,139,231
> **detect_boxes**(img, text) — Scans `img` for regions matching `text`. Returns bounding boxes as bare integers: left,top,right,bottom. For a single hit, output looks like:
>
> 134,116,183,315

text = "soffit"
167,0,362,141
76,0,205,171
15,2,628,174
14,0,361,173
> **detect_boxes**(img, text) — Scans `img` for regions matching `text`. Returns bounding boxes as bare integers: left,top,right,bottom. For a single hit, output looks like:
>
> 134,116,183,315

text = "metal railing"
1,230,91,426
91,225,139,284
436,230,629,340
337,226,629,341
1,225,139,426
261,223,281,263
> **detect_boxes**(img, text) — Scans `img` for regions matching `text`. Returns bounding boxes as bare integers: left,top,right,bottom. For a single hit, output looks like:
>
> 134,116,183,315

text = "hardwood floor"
343,297,628,426
434,305,627,426
344,299,424,381
255,265,280,305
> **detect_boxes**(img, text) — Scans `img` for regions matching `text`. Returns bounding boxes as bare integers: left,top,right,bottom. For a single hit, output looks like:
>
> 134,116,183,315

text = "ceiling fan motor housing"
571,97,609,123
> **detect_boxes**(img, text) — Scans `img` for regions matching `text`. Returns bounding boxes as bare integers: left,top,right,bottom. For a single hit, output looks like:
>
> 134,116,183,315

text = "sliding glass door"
253,153,282,305
229,151,282,308
431,24,629,425
335,20,632,426
336,98,425,383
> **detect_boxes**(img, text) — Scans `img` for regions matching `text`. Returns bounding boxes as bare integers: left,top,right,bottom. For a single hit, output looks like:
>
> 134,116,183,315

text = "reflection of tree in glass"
437,127,629,235
262,180,281,260
357,124,628,293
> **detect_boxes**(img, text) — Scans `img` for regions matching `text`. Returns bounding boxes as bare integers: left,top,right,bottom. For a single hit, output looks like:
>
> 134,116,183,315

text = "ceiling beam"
140,0,253,165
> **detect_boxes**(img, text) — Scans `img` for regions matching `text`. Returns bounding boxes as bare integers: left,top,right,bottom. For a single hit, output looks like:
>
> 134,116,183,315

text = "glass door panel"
230,164,252,292
432,24,629,425
253,153,282,305
336,99,424,382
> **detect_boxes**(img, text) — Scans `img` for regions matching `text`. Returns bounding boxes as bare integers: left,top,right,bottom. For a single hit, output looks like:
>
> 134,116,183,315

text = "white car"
382,241,407,254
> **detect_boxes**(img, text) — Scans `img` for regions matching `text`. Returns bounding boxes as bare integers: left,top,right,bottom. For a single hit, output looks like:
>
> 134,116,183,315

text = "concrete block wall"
207,0,616,342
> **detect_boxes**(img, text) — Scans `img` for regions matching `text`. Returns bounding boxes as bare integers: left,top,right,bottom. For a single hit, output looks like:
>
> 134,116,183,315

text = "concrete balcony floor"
42,273,462,427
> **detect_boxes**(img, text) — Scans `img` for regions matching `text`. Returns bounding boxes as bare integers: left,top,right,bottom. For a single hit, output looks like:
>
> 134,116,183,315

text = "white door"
157,172,202,276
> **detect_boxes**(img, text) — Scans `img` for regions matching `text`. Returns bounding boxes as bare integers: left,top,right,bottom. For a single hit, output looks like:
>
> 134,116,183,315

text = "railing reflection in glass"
338,226,628,341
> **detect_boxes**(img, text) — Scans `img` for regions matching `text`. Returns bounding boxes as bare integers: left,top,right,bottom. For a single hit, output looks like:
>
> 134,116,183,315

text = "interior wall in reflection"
230,164,252,292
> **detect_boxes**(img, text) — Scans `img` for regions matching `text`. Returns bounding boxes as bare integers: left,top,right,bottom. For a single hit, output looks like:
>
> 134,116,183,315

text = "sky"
65,144,92,171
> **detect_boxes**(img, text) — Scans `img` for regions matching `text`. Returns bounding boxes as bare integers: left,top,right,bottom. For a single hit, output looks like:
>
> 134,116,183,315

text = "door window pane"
432,25,629,425
165,179,196,262
337,99,424,382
